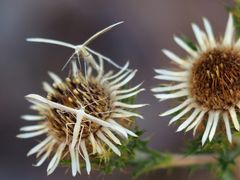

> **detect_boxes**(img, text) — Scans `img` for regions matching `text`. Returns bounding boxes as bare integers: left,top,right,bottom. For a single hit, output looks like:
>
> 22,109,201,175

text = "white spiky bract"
18,23,146,176
152,14,240,145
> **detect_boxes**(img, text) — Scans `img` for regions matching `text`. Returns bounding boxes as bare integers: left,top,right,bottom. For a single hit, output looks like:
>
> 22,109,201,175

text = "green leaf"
180,36,198,51
228,0,240,38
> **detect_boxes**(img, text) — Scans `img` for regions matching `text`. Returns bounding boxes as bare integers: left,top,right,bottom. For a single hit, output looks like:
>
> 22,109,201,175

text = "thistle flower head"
152,14,240,145
18,24,146,176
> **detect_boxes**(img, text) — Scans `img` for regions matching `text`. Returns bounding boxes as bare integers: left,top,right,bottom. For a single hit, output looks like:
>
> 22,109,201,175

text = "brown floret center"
190,47,240,110
46,73,113,143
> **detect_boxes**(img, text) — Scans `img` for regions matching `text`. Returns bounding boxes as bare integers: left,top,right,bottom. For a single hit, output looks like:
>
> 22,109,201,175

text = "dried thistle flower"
17,24,146,176
152,14,240,145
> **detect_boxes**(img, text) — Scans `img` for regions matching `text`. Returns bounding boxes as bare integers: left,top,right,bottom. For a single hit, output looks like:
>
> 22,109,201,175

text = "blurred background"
0,0,233,179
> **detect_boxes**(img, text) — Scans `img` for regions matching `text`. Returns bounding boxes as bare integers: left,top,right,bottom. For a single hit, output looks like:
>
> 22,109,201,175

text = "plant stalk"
158,154,217,169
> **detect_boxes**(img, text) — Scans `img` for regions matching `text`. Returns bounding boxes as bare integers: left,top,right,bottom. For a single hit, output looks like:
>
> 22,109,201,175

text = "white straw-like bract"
153,14,240,145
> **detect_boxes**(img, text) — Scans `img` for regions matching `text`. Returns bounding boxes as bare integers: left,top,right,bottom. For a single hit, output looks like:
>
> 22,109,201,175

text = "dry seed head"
190,47,240,110
153,14,240,144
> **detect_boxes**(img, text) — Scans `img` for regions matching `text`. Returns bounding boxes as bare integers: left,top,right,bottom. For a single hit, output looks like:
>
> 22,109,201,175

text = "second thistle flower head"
18,26,146,176
153,14,240,145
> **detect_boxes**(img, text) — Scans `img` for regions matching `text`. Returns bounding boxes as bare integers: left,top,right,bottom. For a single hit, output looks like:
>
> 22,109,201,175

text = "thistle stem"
133,150,218,177
154,154,217,169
